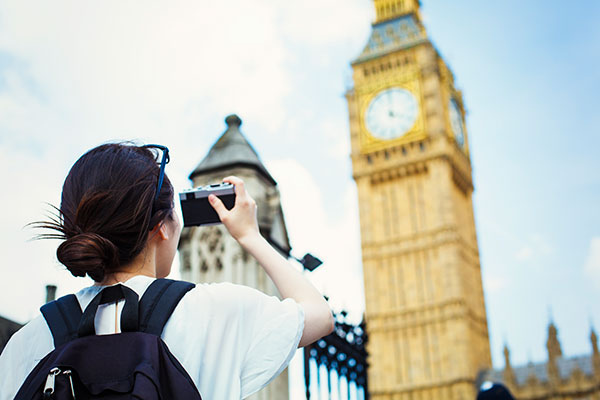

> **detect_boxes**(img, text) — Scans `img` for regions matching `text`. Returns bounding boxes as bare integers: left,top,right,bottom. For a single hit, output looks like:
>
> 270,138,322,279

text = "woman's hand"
208,176,260,243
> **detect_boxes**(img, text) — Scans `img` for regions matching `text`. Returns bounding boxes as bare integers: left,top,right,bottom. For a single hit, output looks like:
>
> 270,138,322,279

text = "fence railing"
303,312,368,399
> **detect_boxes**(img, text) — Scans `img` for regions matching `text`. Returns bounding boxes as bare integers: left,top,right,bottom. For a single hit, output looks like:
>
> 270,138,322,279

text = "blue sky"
0,0,599,384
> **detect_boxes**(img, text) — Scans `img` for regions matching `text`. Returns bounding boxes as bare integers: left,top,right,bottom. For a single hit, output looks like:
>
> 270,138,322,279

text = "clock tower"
347,1,491,399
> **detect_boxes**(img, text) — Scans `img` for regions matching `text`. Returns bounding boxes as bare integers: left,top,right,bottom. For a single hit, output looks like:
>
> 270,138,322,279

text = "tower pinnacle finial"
225,114,242,128
547,320,563,360
591,324,600,378
503,344,511,367
503,343,516,387
591,325,599,355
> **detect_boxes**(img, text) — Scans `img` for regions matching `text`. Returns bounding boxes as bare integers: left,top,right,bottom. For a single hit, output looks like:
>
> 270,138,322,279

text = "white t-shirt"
0,275,304,400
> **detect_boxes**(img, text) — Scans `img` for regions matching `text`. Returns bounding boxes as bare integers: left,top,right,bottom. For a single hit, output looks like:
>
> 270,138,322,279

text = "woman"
0,143,334,399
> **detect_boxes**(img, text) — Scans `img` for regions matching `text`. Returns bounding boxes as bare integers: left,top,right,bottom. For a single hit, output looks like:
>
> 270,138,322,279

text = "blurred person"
477,382,516,400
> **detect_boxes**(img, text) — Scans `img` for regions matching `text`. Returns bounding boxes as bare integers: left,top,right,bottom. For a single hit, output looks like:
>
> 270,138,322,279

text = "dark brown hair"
36,143,174,282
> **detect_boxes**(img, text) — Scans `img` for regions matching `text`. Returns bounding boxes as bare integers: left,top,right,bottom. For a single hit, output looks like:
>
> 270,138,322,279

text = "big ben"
347,1,491,399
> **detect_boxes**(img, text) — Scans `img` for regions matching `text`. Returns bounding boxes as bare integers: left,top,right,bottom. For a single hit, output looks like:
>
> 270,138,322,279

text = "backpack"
14,279,202,399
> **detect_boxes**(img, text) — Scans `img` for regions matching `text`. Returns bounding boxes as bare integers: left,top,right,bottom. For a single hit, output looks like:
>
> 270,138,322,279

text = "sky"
0,0,599,394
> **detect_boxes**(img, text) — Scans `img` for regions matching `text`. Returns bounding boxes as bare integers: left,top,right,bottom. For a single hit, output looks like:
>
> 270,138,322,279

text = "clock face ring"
365,87,418,140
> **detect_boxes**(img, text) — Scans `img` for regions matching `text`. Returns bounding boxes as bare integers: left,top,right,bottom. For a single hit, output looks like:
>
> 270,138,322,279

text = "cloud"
514,233,553,263
278,0,371,48
0,0,297,145
266,158,364,322
483,273,509,294
0,0,371,322
584,237,600,287
0,145,89,323
515,246,534,262
0,0,371,147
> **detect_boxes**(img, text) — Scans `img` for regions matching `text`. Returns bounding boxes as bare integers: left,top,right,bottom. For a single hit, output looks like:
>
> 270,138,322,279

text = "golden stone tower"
346,1,491,398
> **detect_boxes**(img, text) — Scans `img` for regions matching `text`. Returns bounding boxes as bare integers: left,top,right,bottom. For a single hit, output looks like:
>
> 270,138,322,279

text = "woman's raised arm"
208,176,334,347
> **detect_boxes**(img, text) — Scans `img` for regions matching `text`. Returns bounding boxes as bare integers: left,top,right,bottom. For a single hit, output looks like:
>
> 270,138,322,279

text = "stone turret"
503,344,516,388
592,327,600,379
546,321,562,386
547,321,563,360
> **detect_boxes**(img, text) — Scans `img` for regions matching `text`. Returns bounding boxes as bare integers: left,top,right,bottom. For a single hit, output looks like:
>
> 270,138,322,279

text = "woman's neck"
95,249,157,286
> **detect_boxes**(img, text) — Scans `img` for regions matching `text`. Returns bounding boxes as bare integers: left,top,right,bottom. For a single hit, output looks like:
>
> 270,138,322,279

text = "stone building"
480,322,600,400
178,114,293,400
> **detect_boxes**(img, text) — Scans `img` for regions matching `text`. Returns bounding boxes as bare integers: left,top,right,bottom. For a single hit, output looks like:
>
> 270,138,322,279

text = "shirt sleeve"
0,316,54,400
235,285,305,399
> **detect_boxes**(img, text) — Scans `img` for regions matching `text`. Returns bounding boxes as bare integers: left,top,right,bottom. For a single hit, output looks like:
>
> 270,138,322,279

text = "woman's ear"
158,222,169,240
149,222,169,241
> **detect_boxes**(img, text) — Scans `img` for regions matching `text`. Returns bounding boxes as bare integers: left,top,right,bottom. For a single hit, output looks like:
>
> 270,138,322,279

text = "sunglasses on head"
142,144,170,202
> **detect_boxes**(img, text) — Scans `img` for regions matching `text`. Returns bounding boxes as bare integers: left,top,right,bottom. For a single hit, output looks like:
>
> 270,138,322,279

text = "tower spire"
591,325,600,378
373,0,421,23
547,320,563,360
503,343,516,387
546,320,562,385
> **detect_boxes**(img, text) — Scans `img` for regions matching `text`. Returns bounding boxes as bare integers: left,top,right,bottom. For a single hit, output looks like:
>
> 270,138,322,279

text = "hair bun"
57,232,120,282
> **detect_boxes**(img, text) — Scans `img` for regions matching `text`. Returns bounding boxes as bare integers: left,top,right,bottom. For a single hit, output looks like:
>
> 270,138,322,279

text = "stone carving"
197,226,224,273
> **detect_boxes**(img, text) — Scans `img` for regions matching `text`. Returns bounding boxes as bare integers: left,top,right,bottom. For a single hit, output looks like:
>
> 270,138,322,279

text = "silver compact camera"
179,183,236,227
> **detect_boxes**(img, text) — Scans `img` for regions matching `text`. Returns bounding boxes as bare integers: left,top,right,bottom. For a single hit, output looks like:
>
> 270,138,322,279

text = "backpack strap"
40,294,83,348
139,279,195,336
78,284,140,337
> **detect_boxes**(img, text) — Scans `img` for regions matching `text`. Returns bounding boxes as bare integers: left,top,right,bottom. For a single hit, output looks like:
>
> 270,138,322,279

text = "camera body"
179,183,236,227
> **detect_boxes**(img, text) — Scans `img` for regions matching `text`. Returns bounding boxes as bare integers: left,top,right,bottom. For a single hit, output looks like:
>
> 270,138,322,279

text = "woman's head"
45,143,176,282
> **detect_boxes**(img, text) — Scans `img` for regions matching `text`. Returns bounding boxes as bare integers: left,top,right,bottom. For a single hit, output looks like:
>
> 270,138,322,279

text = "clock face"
448,99,465,147
365,88,418,140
